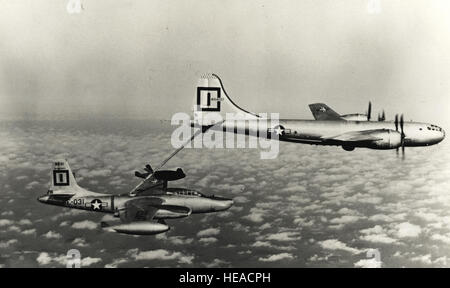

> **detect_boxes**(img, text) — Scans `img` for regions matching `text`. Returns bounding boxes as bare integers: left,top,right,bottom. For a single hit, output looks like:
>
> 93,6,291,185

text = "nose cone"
37,195,49,203
215,199,234,211
433,128,445,144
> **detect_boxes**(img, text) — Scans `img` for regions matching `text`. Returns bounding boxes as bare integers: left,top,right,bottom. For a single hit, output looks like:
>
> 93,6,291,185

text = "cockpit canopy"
426,124,443,132
167,188,204,197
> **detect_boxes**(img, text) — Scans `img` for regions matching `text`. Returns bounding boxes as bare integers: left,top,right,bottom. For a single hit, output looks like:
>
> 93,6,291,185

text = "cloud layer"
1,120,450,267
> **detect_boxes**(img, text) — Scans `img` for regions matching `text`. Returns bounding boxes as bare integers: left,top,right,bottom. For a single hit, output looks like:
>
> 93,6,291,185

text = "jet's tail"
308,103,343,121
193,74,260,126
48,159,84,195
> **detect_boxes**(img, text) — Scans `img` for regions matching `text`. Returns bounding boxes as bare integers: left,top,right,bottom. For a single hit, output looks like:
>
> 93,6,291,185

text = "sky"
0,0,449,128
1,120,450,267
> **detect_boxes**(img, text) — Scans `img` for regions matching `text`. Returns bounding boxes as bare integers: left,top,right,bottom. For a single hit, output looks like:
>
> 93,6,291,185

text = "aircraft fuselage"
38,188,233,217
211,119,445,149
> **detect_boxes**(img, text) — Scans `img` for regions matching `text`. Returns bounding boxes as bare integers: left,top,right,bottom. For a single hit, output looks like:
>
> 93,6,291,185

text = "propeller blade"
382,110,385,121
400,114,405,160
401,143,405,160
367,101,372,121
400,114,404,135
395,114,398,131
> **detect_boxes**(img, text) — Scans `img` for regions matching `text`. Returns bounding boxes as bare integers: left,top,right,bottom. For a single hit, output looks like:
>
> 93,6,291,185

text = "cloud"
18,219,32,225
0,239,18,248
105,258,129,268
330,215,362,225
354,258,382,268
128,249,194,264
25,181,40,190
359,225,397,244
197,228,220,237
36,252,101,267
396,222,422,238
410,254,432,265
42,231,62,239
242,207,266,223
266,232,301,242
168,236,194,245
259,253,294,262
319,239,362,255
3,119,450,267
36,252,54,265
0,219,13,227
204,258,230,268
71,220,97,230
22,228,36,235
199,237,218,244
72,238,89,247
431,233,450,245
81,257,102,267
234,196,249,204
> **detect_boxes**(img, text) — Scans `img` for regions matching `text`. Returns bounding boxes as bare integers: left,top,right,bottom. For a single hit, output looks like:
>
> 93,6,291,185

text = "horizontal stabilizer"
144,164,153,173
153,168,186,182
134,171,150,179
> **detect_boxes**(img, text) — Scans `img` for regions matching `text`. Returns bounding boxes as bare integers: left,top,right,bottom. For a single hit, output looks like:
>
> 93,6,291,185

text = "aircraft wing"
119,197,164,223
309,103,344,121
322,130,384,142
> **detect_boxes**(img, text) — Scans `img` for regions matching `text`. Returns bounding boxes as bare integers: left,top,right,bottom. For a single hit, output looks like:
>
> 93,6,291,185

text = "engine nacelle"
366,129,402,149
154,205,191,219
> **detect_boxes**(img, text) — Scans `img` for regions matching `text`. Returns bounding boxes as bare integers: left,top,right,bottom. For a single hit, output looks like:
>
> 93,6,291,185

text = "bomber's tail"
193,74,260,126
308,103,343,121
48,159,83,195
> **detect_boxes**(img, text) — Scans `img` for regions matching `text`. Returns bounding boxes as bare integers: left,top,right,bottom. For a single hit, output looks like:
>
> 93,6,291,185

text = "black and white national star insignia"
91,199,102,211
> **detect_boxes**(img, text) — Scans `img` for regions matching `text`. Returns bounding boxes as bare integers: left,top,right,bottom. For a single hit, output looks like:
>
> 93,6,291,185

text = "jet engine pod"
154,205,192,219
153,168,186,182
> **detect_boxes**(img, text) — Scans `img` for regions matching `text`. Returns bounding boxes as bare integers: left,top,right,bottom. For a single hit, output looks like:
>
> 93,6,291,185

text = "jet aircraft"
192,74,445,157
38,156,233,235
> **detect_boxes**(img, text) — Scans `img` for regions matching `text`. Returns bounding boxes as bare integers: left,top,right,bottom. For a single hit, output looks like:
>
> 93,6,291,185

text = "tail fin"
49,159,80,195
193,74,260,126
308,103,343,121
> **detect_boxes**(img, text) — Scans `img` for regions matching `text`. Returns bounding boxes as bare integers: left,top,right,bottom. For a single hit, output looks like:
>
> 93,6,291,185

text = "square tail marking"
197,87,221,112
53,170,70,186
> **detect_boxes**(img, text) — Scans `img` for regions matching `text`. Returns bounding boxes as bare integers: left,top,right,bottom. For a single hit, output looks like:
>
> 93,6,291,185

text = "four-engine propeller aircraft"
192,74,445,157
38,156,233,235
309,101,386,122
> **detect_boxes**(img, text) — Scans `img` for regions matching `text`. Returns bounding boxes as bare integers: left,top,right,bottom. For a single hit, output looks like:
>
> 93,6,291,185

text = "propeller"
394,114,406,159
378,110,386,121
367,101,372,121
